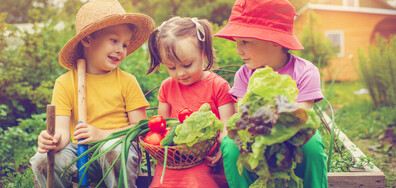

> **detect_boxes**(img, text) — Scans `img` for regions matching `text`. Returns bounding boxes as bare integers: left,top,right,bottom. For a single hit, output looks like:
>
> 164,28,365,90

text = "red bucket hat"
215,0,303,50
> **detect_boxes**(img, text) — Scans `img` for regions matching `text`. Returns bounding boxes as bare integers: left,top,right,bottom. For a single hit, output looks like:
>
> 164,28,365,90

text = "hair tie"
191,17,205,42
157,21,167,33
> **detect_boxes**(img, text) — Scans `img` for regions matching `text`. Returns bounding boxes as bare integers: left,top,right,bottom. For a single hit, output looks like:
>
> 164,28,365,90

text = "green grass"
321,81,371,108
322,81,396,187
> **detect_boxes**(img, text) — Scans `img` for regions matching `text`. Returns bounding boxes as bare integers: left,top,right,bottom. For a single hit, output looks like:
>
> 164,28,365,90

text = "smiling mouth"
109,56,120,62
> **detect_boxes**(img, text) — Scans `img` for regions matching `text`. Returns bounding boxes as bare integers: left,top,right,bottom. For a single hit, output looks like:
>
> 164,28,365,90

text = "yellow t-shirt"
51,68,149,142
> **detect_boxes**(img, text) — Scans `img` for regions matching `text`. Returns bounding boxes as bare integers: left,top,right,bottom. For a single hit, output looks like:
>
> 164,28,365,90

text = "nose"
235,44,243,56
177,69,187,77
115,44,123,53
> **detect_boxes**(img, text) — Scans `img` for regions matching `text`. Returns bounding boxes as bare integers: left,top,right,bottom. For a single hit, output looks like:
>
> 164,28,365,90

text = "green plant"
0,113,46,177
0,17,72,129
358,35,396,108
1,168,35,188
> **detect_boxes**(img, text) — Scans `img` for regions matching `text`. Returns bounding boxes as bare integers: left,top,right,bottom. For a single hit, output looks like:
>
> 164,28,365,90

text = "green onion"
160,146,168,184
62,118,177,188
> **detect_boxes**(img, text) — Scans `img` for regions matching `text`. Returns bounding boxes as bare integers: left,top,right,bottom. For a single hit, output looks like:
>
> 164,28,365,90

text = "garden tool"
46,104,55,188
77,59,88,187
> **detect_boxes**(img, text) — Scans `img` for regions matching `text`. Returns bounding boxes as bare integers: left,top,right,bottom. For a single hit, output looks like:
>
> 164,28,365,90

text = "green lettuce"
227,67,320,188
173,103,223,147
241,67,298,107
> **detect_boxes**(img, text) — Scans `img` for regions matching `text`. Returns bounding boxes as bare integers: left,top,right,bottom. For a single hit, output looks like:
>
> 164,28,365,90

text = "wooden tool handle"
77,59,89,187
77,59,87,123
46,105,55,188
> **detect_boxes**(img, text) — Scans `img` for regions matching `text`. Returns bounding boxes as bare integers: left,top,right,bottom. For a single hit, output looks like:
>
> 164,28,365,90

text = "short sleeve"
216,81,236,107
157,80,168,103
51,78,72,116
229,65,250,98
296,68,323,103
124,75,149,112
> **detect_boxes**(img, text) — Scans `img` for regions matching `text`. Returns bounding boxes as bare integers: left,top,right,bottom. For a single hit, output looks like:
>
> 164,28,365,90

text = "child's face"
84,24,132,74
234,37,284,70
160,37,206,86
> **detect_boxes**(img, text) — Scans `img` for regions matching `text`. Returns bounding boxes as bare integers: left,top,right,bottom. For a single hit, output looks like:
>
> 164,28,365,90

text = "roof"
309,0,395,9
298,3,396,16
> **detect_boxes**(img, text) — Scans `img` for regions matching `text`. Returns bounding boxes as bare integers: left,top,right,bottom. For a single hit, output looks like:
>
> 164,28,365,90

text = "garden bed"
135,113,387,188
324,113,386,187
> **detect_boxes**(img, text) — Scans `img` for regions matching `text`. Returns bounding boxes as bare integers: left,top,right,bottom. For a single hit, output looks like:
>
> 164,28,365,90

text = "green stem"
325,98,336,172
95,151,122,188
80,139,124,170
160,146,168,184
61,142,101,177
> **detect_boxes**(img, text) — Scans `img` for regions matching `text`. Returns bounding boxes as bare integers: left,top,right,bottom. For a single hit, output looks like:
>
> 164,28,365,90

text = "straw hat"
58,0,155,70
215,0,303,50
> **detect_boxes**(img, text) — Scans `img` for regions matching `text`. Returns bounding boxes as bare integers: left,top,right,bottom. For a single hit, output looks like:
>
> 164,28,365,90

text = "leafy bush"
212,23,244,84
1,168,35,188
358,35,396,108
0,17,71,129
0,113,46,177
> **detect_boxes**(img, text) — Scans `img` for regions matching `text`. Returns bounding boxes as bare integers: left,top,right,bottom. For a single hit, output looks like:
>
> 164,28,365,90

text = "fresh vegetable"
178,108,193,123
62,117,178,188
144,131,164,145
160,123,179,146
163,127,172,138
173,103,223,147
148,115,166,133
227,67,321,187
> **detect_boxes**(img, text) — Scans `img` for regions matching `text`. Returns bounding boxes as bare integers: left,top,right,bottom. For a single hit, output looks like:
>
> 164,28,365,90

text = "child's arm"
206,102,236,165
74,107,148,144
158,102,171,118
295,100,315,110
237,98,315,110
37,115,71,153
218,102,236,142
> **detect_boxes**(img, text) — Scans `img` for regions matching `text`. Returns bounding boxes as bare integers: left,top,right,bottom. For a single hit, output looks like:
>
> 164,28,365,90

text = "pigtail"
199,20,217,71
147,29,161,74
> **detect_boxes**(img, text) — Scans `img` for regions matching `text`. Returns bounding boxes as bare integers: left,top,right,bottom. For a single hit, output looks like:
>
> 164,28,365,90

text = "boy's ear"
81,35,93,47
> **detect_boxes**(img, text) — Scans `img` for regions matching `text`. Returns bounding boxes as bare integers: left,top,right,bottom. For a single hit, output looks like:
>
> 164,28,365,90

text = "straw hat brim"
59,13,154,70
215,22,304,51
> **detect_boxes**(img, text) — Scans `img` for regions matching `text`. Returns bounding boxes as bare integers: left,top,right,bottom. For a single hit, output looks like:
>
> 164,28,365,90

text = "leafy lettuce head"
173,103,223,147
241,67,299,107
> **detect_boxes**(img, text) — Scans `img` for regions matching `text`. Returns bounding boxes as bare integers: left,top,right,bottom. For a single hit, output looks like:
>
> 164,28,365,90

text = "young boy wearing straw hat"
214,0,328,187
30,0,154,187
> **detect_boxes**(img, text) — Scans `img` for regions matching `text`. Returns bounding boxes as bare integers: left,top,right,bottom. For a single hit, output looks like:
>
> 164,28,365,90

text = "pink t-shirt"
230,54,323,103
158,72,236,119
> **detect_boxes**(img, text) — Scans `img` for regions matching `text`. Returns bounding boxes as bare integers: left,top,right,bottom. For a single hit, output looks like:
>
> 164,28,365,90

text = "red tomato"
178,108,193,123
148,115,166,133
163,127,172,137
144,131,163,145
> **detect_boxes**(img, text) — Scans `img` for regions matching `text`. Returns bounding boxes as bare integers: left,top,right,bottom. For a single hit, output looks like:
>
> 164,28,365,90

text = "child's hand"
74,123,108,144
206,149,222,167
37,130,61,153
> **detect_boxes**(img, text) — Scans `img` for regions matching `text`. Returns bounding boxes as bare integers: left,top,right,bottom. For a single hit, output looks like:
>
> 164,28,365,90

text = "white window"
343,0,359,7
325,30,344,57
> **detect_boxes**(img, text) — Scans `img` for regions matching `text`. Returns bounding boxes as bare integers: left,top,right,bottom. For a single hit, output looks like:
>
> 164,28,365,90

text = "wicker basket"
138,135,217,169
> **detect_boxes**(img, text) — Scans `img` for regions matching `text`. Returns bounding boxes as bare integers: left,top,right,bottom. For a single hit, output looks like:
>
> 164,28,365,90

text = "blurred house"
294,0,396,81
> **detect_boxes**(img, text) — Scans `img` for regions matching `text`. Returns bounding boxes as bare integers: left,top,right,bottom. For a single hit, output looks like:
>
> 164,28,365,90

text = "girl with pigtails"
146,17,235,187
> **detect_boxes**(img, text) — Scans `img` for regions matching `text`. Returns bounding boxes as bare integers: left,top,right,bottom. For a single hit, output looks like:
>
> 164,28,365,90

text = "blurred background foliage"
1,0,395,186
